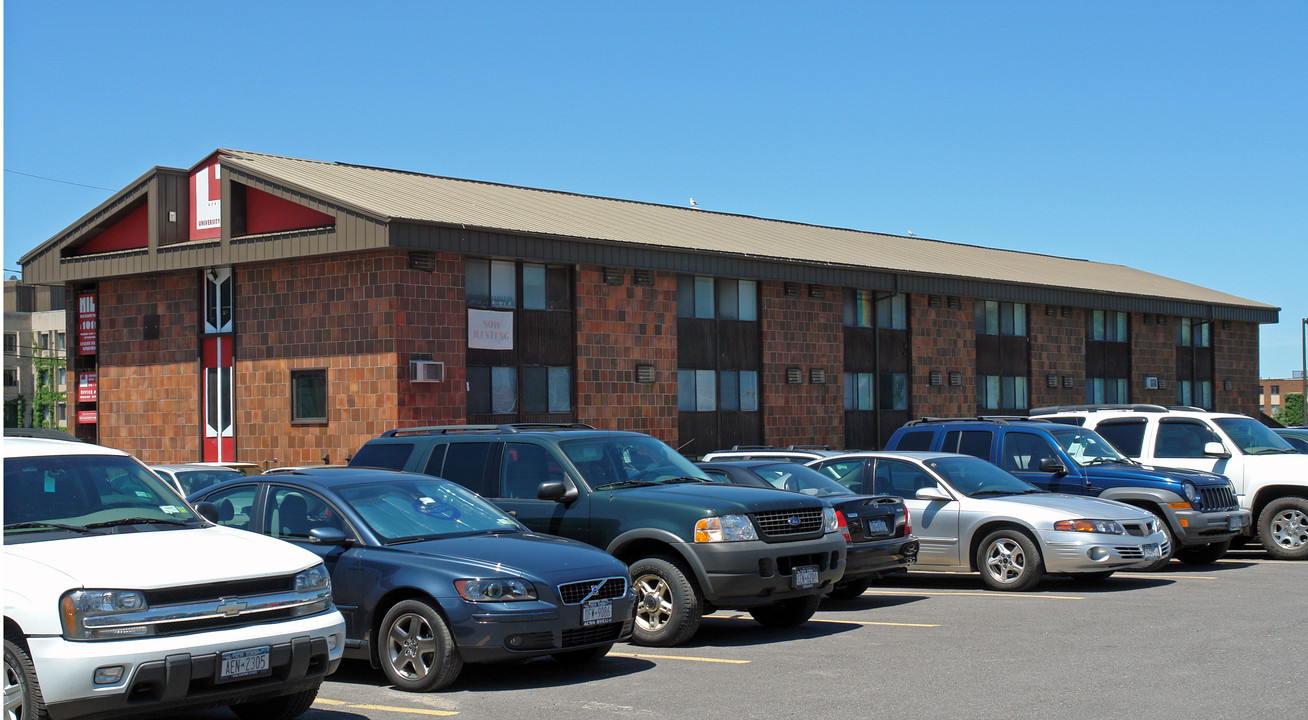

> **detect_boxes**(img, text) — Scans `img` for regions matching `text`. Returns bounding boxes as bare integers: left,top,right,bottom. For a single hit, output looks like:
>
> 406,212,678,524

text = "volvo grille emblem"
216,598,248,617
580,581,605,603
788,516,802,526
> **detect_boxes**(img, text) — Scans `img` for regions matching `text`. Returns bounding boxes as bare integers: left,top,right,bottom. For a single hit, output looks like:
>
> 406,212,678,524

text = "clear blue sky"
4,1,1305,378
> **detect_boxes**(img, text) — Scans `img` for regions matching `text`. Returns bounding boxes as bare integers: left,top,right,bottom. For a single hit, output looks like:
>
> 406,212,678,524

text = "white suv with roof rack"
699,445,844,464
1030,404,1308,560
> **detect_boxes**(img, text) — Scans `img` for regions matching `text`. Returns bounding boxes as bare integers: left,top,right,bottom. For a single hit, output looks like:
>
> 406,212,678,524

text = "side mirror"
1038,458,1068,476
193,501,220,524
1203,441,1231,459
308,527,350,545
916,486,952,502
537,480,577,503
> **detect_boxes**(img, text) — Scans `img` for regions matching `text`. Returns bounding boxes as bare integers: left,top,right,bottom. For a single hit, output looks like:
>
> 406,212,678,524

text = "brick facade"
759,282,843,449
909,295,975,417
573,266,679,441
1213,320,1260,413
1028,306,1086,409
1130,314,1176,406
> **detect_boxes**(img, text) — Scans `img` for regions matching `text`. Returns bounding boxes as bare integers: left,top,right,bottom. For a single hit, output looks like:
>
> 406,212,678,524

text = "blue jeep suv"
884,417,1247,569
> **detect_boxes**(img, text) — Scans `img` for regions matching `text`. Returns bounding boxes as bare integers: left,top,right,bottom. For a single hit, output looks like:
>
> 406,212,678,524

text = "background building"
1258,374,1306,418
19,150,1279,465
3,279,69,428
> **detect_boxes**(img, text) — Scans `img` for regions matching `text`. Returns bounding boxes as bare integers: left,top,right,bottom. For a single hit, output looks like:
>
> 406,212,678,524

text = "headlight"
1182,483,1199,503
61,590,151,640
823,507,839,534
694,515,758,542
1053,519,1125,535
454,578,537,602
295,565,331,593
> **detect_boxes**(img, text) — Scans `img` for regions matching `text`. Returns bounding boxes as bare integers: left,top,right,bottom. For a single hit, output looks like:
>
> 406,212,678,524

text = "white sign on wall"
468,309,514,350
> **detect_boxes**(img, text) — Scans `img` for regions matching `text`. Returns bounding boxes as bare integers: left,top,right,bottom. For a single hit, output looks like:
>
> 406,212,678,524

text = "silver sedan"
808,451,1169,591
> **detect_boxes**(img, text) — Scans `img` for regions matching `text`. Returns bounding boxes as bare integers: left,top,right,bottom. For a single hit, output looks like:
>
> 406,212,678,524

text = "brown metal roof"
218,149,1273,312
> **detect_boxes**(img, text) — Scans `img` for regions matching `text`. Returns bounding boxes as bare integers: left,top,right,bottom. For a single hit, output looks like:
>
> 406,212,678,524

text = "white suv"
1030,404,1308,560
4,438,346,720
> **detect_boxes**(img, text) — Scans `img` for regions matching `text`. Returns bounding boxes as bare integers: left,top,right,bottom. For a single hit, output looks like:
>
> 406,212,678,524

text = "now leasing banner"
468,309,514,350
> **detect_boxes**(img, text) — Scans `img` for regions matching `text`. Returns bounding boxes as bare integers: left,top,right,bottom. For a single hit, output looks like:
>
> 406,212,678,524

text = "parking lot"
180,543,1302,720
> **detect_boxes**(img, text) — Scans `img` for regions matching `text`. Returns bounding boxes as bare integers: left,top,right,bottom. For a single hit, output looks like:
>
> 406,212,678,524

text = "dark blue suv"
884,418,1247,569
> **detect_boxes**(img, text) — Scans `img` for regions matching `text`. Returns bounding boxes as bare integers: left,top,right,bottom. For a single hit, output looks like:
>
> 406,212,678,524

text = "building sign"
78,372,98,403
77,410,98,425
78,293,97,355
468,309,514,350
190,158,222,241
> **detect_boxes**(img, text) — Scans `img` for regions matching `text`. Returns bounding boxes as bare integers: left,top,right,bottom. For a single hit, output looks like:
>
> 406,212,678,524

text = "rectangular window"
716,370,759,412
522,366,572,413
843,289,874,328
844,372,875,410
1086,377,1129,404
678,276,756,321
56,367,66,387
37,332,49,349
57,332,66,351
467,366,519,414
978,374,1027,410
879,372,909,410
976,301,1026,337
3,334,16,354
1089,310,1129,342
1177,318,1211,347
678,369,717,411
204,267,234,334
290,369,327,422
466,259,517,309
875,294,907,330
4,369,17,387
521,263,571,310
1177,380,1212,409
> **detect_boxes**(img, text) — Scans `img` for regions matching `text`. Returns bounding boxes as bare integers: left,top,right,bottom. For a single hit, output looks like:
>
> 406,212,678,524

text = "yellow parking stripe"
608,651,750,664
1129,574,1217,579
811,618,941,627
863,589,1084,600
314,699,458,716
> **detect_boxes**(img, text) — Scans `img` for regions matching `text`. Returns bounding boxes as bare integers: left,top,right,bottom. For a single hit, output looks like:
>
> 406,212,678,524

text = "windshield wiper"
4,521,97,534
1013,489,1050,494
385,535,448,546
971,490,1019,497
86,517,194,529
594,480,660,490
652,476,710,485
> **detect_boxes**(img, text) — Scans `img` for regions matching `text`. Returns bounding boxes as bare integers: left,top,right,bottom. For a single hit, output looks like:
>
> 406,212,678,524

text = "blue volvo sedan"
190,467,634,691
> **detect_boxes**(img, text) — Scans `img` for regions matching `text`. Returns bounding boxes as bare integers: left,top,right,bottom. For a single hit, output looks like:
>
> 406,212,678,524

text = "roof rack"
903,416,1051,426
381,423,596,437
1029,404,1173,415
787,444,833,451
729,444,776,451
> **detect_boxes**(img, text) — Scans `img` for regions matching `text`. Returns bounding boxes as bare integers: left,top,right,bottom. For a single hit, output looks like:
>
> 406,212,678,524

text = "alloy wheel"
386,612,437,682
633,572,674,633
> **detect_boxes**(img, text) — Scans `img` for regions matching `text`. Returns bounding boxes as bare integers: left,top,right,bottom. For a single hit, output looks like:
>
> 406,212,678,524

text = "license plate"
793,564,819,589
1141,543,1162,561
218,646,270,682
865,518,889,535
582,599,612,626
1228,514,1243,531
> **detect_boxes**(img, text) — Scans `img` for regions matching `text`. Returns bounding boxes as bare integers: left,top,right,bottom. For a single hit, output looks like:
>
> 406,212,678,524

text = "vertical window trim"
290,368,328,423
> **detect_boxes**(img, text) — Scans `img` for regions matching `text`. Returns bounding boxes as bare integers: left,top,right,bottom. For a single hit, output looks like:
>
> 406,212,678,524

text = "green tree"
30,332,66,429
1275,393,1304,427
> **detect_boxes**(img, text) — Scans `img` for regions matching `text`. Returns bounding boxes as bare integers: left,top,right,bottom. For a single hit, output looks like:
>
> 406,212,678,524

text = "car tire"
1258,497,1308,560
1130,511,1175,572
231,687,319,720
748,594,821,628
1175,538,1232,565
378,600,463,692
824,579,872,601
552,642,613,664
976,529,1045,592
5,635,50,720
629,556,702,647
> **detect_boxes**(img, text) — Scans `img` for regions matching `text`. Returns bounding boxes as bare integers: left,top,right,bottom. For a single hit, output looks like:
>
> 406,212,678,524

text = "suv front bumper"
1166,507,1251,547
681,533,847,609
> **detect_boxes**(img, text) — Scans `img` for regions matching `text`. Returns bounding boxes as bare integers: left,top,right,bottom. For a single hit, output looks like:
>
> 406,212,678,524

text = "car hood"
605,482,826,514
973,492,1151,522
1243,452,1308,468
1085,462,1229,485
385,532,626,581
4,525,323,589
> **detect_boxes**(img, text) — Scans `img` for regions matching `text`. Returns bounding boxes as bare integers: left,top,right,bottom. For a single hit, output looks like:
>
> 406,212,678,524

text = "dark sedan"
1273,427,1308,453
696,460,918,600
189,467,634,691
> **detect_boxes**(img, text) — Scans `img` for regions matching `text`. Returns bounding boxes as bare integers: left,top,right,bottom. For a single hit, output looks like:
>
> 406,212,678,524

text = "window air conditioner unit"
410,360,445,383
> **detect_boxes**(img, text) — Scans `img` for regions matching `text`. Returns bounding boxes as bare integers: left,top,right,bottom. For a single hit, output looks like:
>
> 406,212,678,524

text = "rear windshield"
350,442,416,471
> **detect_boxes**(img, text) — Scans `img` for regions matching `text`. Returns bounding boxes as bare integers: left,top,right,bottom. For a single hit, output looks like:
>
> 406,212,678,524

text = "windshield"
1213,417,1295,455
5,454,199,537
173,469,244,495
750,463,855,498
560,435,710,488
924,456,1041,497
336,478,522,543
1048,427,1130,467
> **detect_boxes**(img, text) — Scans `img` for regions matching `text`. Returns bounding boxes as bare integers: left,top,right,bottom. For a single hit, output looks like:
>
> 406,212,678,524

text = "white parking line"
607,651,750,664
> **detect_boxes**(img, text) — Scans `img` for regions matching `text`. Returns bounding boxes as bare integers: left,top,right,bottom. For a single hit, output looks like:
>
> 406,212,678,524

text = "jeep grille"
1198,485,1238,511
752,507,824,537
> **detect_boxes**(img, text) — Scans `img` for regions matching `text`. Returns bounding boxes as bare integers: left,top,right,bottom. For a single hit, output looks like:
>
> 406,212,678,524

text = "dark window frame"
290,368,328,424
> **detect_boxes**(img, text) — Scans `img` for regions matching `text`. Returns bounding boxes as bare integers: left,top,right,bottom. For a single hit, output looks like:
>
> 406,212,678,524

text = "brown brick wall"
910,295,975,416
1130,314,1176,405
759,282,843,448
97,272,200,461
573,266,679,442
1029,306,1085,408
1214,320,1260,415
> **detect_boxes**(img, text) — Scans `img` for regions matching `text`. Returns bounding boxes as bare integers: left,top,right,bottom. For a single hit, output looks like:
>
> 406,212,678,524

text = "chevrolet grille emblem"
216,598,248,617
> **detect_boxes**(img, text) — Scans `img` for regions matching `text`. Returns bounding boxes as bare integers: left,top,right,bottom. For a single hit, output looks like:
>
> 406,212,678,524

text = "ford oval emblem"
788,516,801,526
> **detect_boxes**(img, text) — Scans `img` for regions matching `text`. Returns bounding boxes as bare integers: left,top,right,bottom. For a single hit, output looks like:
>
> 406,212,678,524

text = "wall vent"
408,251,436,272
633,269,655,286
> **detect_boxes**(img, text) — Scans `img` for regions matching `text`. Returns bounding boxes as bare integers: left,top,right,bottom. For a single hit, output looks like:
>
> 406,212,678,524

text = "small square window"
291,369,328,422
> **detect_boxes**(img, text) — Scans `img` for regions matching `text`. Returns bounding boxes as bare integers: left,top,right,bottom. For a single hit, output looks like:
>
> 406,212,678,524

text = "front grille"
777,552,831,575
1198,485,1238,511
1117,538,1171,560
1122,521,1151,537
753,508,824,537
156,608,299,636
558,577,627,605
145,575,295,605
561,622,623,648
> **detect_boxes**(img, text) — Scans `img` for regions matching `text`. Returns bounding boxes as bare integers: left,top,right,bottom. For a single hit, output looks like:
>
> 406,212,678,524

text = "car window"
1213,417,1293,455
174,469,243,495
872,459,937,496
5,454,195,531
1281,434,1308,452
811,459,866,492
422,444,448,476
894,430,935,451
202,484,259,531
500,443,566,499
1047,427,1128,466
924,456,1038,497
1001,432,1056,472
1094,420,1147,457
336,478,521,542
942,430,992,460
441,442,496,494
351,442,416,471
1154,420,1220,458
751,464,853,497
266,485,345,541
